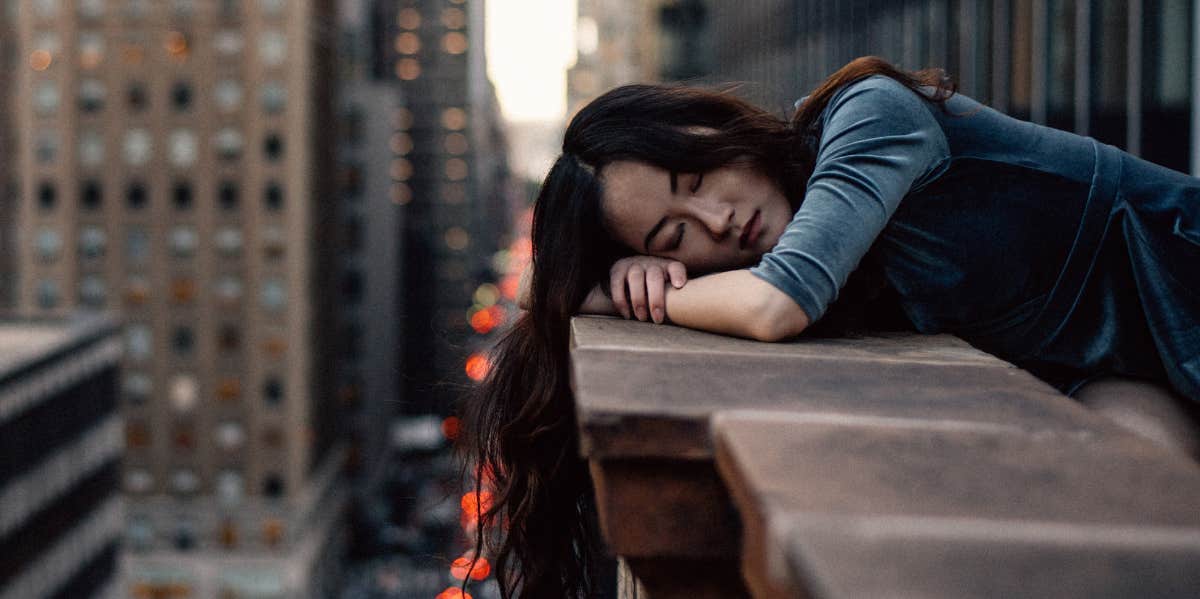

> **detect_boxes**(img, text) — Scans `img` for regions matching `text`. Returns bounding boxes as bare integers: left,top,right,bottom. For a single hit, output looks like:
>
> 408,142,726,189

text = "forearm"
663,270,810,341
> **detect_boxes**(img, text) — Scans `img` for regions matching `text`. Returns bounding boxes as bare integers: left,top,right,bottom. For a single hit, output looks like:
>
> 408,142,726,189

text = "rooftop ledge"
568,316,1200,599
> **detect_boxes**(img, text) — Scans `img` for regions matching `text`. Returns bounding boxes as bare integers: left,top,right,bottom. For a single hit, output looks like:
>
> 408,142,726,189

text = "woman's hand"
610,256,688,323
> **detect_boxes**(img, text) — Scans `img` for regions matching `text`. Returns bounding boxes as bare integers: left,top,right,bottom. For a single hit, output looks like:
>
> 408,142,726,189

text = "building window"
36,279,60,309
445,158,469,181
216,421,245,450
395,58,421,80
37,182,56,211
79,225,107,258
214,30,244,56
259,31,286,66
262,226,285,260
342,269,363,304
261,81,286,113
80,180,103,210
441,7,466,29
126,181,148,209
341,164,364,198
126,227,150,263
169,225,198,257
126,472,154,496
260,0,285,16
126,324,152,360
217,470,244,506
215,79,243,112
79,275,107,307
171,277,195,304
263,133,284,161
444,226,470,251
170,374,198,411
218,323,240,351
79,31,105,68
172,423,195,450
79,132,105,168
215,227,243,256
172,182,193,210
218,520,238,549
262,475,285,498
342,217,363,252
262,518,284,548
444,132,468,155
218,181,239,211
441,107,467,130
390,158,412,181
215,275,243,304
171,470,200,496
397,7,421,29
263,377,283,405
127,82,148,111
172,326,195,355
264,183,284,210
36,131,59,164
79,79,106,112
123,372,153,405
171,81,193,111
33,0,59,18
394,32,420,54
125,275,150,305
214,128,244,161
217,378,242,402
442,32,468,54
260,278,286,311
35,228,61,261
34,81,59,115
169,130,198,167
124,129,152,166
173,521,197,551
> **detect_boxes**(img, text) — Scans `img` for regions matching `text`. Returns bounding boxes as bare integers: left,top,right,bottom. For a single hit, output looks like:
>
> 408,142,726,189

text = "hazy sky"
485,0,577,123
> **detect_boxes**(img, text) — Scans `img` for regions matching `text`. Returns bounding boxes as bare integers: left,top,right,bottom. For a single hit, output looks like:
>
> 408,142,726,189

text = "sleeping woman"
458,56,1200,598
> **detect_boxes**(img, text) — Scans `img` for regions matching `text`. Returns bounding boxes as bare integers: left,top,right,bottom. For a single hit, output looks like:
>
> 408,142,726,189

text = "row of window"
30,128,287,167
127,513,288,555
33,224,286,263
121,372,284,406
31,27,288,72
397,5,468,32
30,0,287,21
35,79,286,116
35,180,286,212
124,468,285,502
35,273,287,311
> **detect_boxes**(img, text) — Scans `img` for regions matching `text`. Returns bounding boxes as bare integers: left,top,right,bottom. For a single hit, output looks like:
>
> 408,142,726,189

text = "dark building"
0,315,122,599
374,0,512,414
0,1,14,313
691,0,1197,174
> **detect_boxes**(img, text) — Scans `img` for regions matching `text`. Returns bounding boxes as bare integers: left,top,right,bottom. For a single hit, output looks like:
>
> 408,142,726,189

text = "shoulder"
822,75,931,123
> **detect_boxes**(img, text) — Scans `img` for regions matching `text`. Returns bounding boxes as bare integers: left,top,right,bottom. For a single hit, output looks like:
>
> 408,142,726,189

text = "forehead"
600,161,668,246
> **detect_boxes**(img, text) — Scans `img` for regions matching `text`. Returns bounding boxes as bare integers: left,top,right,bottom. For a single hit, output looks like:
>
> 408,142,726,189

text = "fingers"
627,264,648,321
645,266,666,323
610,262,630,319
666,261,687,289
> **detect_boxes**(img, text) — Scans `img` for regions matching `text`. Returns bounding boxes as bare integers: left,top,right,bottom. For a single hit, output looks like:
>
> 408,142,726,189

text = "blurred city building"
567,0,669,118
0,315,122,599
372,0,512,415
701,0,1198,174
10,1,346,597
1,2,16,312
334,0,406,526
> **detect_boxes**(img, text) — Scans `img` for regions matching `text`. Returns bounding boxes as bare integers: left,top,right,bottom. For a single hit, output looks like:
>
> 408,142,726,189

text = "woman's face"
600,160,793,272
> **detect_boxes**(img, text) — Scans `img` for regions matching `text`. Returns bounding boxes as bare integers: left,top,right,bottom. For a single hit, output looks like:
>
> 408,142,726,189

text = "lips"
739,210,761,250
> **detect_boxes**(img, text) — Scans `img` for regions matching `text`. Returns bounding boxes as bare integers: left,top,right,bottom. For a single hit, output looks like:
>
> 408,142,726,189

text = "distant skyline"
486,0,577,123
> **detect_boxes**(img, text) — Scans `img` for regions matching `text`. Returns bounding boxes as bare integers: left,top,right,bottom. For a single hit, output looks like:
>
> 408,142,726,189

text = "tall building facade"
1,1,16,313
567,0,667,118
0,315,122,599
699,0,1198,174
11,1,345,597
375,0,512,414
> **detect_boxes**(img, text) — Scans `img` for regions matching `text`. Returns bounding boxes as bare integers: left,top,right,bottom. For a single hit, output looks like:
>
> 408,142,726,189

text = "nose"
687,196,735,240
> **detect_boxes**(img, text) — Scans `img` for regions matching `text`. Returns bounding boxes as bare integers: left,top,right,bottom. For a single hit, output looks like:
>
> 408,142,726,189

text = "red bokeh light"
450,556,492,581
464,353,489,381
435,587,472,599
441,416,461,440
461,490,494,517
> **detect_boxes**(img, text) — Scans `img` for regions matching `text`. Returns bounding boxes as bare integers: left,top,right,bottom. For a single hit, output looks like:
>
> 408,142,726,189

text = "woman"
459,56,1200,598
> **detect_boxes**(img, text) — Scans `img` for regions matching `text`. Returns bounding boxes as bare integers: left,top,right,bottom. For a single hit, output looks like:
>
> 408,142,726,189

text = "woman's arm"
663,269,810,341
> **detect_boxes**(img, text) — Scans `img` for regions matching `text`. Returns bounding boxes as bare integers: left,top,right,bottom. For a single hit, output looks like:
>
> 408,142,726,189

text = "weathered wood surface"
569,316,1200,599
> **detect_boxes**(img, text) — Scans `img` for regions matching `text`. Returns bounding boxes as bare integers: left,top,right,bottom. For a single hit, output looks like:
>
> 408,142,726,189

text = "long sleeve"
749,75,950,321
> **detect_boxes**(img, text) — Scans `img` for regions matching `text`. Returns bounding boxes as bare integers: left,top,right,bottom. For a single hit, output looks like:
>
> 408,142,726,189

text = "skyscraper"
375,0,511,415
11,1,345,596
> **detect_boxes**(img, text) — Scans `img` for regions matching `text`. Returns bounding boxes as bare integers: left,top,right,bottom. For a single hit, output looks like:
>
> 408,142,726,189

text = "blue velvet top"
749,75,1200,401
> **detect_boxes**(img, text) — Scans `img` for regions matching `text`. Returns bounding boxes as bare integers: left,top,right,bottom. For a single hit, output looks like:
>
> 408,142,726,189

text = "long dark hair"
458,56,956,598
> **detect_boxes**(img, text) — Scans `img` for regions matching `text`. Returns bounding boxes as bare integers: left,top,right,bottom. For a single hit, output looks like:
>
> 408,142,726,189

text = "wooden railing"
569,316,1200,599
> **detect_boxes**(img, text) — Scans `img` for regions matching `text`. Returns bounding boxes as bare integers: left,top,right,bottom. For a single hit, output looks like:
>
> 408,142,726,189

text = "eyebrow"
644,171,678,252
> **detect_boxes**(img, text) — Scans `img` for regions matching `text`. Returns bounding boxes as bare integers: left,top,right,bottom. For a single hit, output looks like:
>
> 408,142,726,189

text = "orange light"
510,238,532,260
450,556,492,581
469,309,495,334
461,490,494,516
499,275,520,300
464,353,489,381
436,588,472,599
29,50,52,70
165,31,189,58
441,416,461,440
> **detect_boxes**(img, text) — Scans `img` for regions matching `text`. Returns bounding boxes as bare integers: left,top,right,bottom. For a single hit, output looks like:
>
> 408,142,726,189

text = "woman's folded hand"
609,256,688,323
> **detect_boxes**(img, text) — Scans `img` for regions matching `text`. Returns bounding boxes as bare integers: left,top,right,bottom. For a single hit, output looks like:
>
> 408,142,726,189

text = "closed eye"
670,222,685,250
690,172,704,193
